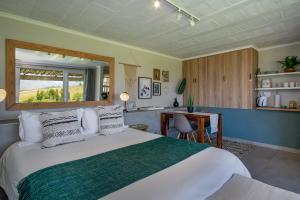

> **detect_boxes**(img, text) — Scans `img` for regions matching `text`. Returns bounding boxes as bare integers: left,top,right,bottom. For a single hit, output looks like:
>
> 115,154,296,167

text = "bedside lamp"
120,92,129,111
0,89,6,102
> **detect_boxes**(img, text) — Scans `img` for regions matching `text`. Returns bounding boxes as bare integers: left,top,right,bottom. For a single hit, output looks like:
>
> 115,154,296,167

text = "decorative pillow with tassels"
97,105,125,135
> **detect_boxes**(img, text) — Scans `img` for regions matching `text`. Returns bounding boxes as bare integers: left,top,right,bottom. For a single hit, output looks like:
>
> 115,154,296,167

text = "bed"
0,128,250,200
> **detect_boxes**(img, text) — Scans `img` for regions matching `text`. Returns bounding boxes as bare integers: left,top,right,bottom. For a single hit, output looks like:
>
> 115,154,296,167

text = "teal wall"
196,107,300,149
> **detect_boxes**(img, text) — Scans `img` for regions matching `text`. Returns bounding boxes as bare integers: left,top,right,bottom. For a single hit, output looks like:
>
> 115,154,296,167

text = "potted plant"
187,95,194,113
277,56,300,73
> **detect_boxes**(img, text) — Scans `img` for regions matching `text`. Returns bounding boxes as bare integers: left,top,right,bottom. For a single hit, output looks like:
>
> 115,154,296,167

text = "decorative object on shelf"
296,82,300,87
153,82,161,96
283,82,289,88
120,92,130,112
173,98,179,107
138,77,152,99
256,95,268,107
274,94,281,108
153,68,160,80
187,95,194,113
177,78,186,94
126,101,137,111
162,70,169,82
289,82,295,88
0,89,6,102
261,78,272,88
277,56,300,73
288,101,297,109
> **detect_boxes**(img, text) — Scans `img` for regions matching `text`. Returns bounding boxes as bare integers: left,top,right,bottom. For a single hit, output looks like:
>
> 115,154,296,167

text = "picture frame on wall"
153,82,161,96
138,77,152,99
162,70,169,82
153,68,160,80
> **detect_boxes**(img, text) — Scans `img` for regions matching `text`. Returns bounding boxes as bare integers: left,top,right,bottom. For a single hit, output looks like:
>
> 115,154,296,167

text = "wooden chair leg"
191,133,196,142
206,129,212,144
186,133,190,141
177,132,181,139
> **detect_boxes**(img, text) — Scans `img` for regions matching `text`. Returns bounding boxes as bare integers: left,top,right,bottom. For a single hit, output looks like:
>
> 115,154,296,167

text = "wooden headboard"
0,119,20,157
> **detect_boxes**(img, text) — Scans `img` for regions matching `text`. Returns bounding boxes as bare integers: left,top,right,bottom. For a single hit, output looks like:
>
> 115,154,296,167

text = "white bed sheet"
0,128,250,200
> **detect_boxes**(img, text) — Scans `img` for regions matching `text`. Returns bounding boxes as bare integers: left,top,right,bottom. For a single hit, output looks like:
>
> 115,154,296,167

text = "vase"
173,98,179,107
187,106,194,113
284,68,296,73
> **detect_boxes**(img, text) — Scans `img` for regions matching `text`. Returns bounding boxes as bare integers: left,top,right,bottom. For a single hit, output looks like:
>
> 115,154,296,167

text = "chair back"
174,114,193,133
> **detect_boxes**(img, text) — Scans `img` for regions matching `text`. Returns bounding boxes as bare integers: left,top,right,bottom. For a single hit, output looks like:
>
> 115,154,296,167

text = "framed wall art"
138,77,152,99
153,82,161,96
162,70,169,82
153,68,160,80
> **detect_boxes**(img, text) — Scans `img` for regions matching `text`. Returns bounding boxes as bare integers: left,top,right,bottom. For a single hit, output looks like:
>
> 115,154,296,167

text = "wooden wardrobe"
182,48,258,109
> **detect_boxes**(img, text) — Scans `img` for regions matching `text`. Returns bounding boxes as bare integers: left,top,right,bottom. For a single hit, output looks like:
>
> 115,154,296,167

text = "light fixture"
165,0,199,26
120,92,130,111
0,89,7,102
176,9,182,21
190,17,195,27
153,0,161,9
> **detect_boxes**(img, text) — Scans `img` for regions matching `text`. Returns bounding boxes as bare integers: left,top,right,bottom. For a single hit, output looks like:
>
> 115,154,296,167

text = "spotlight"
153,0,161,9
176,9,182,21
190,17,195,27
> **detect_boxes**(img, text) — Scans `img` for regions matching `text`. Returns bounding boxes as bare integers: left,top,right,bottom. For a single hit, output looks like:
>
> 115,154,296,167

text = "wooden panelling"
183,48,258,109
197,57,207,106
206,54,224,107
223,50,242,108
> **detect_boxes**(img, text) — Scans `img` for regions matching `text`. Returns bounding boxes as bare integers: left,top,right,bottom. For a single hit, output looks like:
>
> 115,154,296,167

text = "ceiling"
0,0,300,59
16,48,107,69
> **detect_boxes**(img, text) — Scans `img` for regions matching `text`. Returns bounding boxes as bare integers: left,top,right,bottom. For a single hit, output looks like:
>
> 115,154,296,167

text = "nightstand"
129,124,149,131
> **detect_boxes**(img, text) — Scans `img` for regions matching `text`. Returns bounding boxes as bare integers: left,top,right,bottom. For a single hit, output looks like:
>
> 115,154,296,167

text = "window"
17,65,85,103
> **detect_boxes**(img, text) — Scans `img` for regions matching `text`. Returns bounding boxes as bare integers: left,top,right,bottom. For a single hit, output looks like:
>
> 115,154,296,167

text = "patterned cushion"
40,110,84,148
97,105,125,135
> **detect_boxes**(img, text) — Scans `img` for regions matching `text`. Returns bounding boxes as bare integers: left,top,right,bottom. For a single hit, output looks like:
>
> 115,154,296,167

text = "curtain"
84,69,96,101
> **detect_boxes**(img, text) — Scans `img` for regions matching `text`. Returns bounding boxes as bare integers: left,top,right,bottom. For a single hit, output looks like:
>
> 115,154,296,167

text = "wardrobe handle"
249,73,252,81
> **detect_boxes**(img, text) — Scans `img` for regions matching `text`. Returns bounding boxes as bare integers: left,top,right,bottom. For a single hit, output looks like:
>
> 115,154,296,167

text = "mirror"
6,39,115,110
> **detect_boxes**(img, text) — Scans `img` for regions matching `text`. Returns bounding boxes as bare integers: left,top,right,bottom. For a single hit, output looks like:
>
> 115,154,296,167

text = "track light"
190,17,195,27
177,9,182,21
153,0,161,9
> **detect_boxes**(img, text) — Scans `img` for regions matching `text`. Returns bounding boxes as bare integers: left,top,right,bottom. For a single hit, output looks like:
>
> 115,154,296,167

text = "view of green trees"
20,86,84,103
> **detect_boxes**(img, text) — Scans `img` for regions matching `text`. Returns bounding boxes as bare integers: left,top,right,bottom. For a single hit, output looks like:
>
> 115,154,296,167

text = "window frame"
6,39,115,110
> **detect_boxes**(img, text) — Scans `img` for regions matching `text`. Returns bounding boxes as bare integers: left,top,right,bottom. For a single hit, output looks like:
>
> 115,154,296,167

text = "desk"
160,112,222,148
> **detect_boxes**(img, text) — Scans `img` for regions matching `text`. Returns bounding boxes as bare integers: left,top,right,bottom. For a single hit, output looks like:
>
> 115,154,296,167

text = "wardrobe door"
183,59,198,105
206,54,224,107
240,48,258,108
197,57,207,106
223,50,242,108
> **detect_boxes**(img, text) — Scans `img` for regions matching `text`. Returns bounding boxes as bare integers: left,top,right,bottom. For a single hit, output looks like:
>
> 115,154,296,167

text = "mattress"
0,128,250,200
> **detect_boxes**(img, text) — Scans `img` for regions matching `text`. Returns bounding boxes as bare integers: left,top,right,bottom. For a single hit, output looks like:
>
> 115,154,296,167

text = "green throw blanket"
18,137,209,200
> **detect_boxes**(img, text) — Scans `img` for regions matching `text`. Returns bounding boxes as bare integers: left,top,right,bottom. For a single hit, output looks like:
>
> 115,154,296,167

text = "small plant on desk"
187,95,194,113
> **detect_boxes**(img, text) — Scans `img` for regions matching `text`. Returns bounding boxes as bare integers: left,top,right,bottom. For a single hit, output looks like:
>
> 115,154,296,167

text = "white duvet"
0,128,250,200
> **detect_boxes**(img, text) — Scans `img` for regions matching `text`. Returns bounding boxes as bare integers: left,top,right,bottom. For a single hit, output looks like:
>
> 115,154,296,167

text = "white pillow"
19,109,84,143
82,108,99,135
18,111,43,143
97,105,125,135
40,109,84,148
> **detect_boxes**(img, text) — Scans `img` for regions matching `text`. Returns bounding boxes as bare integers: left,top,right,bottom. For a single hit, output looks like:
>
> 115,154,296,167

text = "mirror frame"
5,39,115,110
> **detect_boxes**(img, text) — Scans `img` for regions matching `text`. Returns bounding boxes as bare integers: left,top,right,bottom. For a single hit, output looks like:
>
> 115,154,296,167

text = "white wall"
0,16,182,119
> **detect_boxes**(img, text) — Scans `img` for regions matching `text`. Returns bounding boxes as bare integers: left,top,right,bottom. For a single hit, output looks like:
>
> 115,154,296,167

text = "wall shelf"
257,71,300,77
255,87,300,91
256,107,300,112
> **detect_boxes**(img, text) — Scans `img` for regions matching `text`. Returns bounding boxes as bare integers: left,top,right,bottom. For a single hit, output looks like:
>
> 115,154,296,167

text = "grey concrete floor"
241,146,300,194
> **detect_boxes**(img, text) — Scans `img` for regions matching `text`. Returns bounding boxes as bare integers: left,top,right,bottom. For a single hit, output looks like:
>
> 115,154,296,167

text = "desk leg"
160,113,168,136
217,114,223,148
197,118,205,143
